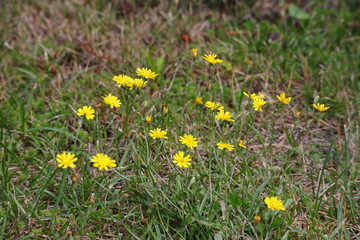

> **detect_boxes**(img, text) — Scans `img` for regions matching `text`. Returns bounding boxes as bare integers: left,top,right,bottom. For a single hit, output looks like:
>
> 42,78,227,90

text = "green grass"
0,1,359,239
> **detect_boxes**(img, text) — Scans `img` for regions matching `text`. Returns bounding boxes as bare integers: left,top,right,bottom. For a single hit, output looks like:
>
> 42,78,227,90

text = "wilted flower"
195,97,203,105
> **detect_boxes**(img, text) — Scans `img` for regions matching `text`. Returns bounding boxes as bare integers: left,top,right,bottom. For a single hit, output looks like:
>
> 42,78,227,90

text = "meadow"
0,0,359,239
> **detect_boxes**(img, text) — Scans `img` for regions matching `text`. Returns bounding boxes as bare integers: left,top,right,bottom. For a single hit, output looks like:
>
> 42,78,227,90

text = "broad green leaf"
289,4,310,20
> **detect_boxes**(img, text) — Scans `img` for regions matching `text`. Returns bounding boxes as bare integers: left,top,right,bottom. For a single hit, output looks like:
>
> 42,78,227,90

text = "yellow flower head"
191,48,198,57
195,97,203,105
56,152,77,169
77,106,95,120
149,128,168,139
145,115,152,124
202,53,223,64
113,75,134,88
173,151,192,168
90,153,117,171
205,101,224,111
238,140,246,149
133,78,147,88
103,94,121,108
264,196,285,211
276,93,292,104
244,92,265,100
136,68,158,80
253,98,267,111
313,103,330,112
217,142,234,151
215,109,234,122
179,134,198,149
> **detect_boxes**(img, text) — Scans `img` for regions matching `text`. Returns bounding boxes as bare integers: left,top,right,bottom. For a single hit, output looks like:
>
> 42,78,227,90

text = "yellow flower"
202,53,223,64
145,115,152,124
133,78,147,88
253,98,266,111
136,67,158,80
215,110,234,122
56,152,77,169
113,75,134,88
244,92,265,100
149,128,168,139
313,103,330,112
205,101,224,111
238,140,246,149
276,93,292,104
254,216,261,223
173,151,192,168
195,97,203,105
264,196,285,211
191,48,198,57
163,107,169,114
90,153,117,171
77,106,95,120
217,142,234,151
179,134,198,149
103,94,121,108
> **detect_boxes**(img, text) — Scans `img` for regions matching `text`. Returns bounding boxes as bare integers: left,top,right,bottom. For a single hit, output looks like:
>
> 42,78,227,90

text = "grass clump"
0,1,359,239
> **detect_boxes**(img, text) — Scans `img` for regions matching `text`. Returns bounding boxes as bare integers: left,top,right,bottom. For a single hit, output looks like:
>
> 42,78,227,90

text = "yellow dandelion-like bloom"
253,98,266,111
217,142,234,151
56,152,77,169
113,74,134,88
254,216,261,223
133,78,147,88
215,109,234,122
145,115,152,124
276,93,292,104
179,134,198,149
202,53,223,64
313,103,330,112
77,106,95,120
173,151,192,168
149,128,168,139
90,153,117,171
238,140,246,149
191,48,198,57
205,101,224,111
264,196,285,211
244,92,265,100
136,68,158,80
103,94,121,108
195,97,203,105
